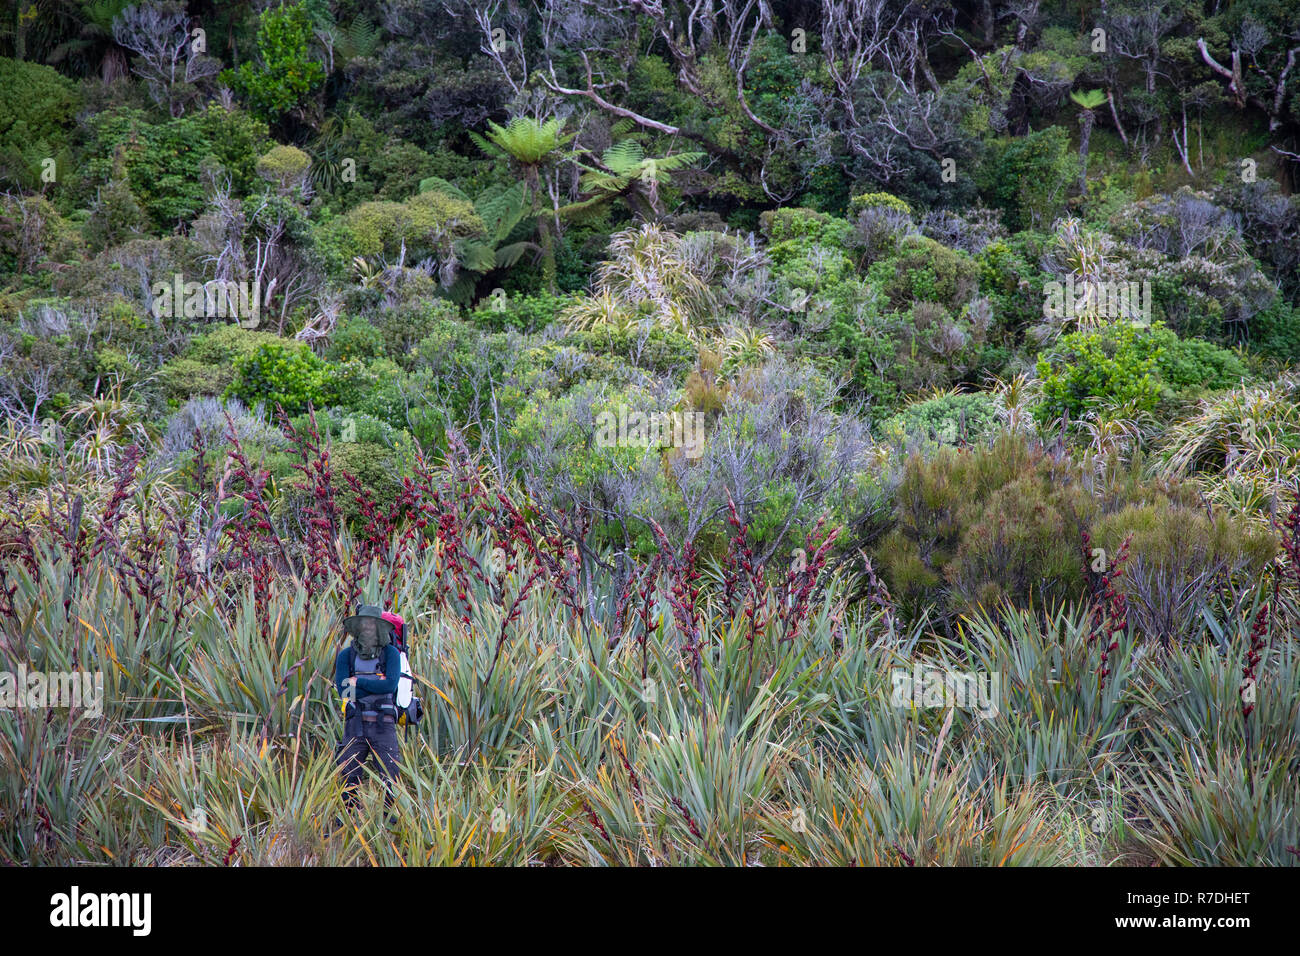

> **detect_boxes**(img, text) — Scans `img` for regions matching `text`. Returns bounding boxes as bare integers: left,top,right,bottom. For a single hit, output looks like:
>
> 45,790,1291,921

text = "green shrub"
874,236,979,312
977,126,1078,231
78,107,267,230
0,194,83,277
159,357,236,403
880,391,1000,446
338,191,484,263
760,207,852,246
946,469,1092,614
760,210,856,297
872,432,1224,630
874,433,1083,627
255,145,312,192
221,2,326,124
0,57,78,190
324,316,386,363
331,358,411,429
1154,331,1249,396
372,299,461,364
1091,499,1276,645
225,340,338,416
1035,322,1164,423
560,324,697,376
848,192,913,217
1036,322,1250,424
83,159,149,253
468,292,574,333
1247,297,1300,363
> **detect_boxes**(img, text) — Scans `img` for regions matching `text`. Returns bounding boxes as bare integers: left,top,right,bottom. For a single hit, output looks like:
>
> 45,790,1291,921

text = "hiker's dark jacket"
334,644,401,698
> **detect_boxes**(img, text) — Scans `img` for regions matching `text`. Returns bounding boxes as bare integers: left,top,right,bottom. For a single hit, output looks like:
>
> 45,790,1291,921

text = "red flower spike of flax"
722,494,756,619
1241,598,1271,794
1081,530,1130,684
648,520,704,694
780,517,839,643
671,797,704,842
582,801,612,845
278,405,343,600
1274,484,1300,613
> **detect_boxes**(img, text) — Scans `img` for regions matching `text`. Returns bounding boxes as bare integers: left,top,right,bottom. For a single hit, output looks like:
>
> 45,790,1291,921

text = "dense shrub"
339,191,484,262
880,391,1001,447
467,292,573,333
1036,323,1250,424
873,236,979,313
1091,500,1276,646
160,326,278,402
324,315,386,363
977,126,1078,231
870,432,1251,631
0,57,79,189
226,340,338,415
1035,323,1166,422
874,433,1086,627
1247,298,1300,363
220,2,326,125
762,208,855,294
0,194,84,278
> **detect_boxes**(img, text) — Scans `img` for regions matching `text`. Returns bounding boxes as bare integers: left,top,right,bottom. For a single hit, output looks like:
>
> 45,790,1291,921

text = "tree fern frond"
419,176,470,201
345,15,380,58
475,181,529,241
601,140,645,175
495,240,538,269
455,238,498,274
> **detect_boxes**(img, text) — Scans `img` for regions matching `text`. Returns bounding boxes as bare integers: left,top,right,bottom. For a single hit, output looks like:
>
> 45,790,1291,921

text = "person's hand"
343,677,357,689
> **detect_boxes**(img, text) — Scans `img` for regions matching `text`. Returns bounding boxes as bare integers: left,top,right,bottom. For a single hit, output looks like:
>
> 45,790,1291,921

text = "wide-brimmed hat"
343,604,395,640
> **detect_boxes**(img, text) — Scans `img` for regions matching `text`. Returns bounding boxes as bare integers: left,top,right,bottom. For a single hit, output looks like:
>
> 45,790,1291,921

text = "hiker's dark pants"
336,709,400,807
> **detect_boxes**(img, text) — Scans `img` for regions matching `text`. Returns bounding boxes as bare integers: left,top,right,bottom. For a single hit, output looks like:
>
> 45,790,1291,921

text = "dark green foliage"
0,194,83,278
1247,298,1300,363
977,127,1079,231
160,326,279,403
83,156,147,253
875,236,979,312
324,315,386,363
370,298,461,365
467,292,572,334
1154,331,1249,396
79,107,268,229
0,57,78,189
221,2,325,125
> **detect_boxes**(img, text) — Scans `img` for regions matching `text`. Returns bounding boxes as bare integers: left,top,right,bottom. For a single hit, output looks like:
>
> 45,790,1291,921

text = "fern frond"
419,176,470,201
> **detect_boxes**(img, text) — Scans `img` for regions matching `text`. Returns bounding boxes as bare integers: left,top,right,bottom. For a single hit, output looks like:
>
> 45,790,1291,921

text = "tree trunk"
1078,111,1095,194
527,165,556,293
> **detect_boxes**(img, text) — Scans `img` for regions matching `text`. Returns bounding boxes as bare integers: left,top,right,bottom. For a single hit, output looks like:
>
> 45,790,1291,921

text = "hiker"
335,604,402,807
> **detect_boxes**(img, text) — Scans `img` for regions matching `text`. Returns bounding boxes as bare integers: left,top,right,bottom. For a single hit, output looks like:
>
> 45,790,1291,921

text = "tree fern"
471,117,573,166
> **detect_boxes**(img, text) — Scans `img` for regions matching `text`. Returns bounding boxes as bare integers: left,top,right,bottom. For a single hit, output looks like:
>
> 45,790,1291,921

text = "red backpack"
379,611,421,726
